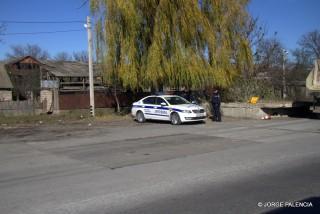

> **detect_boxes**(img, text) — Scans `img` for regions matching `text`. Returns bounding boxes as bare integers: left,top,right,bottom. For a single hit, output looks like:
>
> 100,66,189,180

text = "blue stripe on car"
145,113,169,117
172,108,183,112
132,105,183,112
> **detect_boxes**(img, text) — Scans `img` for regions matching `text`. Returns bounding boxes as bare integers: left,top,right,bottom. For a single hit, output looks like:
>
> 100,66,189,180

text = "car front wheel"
170,112,181,125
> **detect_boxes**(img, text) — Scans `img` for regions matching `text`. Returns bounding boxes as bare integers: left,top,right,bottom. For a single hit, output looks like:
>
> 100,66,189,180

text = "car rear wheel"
136,111,146,123
171,112,181,125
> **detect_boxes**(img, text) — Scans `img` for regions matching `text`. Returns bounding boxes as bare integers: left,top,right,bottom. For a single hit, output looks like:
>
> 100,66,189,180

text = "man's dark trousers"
212,104,221,122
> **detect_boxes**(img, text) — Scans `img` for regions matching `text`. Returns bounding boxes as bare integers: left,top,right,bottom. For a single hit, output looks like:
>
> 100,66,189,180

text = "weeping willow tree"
91,0,253,93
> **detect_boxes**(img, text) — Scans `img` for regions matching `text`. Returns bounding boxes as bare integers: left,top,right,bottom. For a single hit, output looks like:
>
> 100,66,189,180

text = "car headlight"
182,110,192,113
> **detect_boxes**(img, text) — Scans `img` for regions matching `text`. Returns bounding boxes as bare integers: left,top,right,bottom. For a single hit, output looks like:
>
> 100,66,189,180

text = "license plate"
196,113,203,117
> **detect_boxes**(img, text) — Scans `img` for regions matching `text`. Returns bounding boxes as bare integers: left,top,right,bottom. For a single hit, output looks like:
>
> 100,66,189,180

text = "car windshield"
164,96,190,105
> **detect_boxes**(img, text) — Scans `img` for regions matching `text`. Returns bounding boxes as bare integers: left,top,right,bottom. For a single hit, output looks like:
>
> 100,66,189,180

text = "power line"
0,20,85,24
1,29,85,36
77,0,89,9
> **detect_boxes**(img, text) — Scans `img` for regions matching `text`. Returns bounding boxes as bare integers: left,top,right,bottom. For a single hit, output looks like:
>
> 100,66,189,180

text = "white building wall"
40,90,53,112
0,90,12,101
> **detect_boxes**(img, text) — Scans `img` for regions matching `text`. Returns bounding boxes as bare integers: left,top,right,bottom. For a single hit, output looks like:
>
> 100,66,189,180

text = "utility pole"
282,49,288,100
85,16,95,116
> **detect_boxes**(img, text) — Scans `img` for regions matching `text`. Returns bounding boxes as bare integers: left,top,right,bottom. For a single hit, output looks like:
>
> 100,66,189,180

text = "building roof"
8,56,43,65
0,62,13,89
4,56,102,78
41,60,101,77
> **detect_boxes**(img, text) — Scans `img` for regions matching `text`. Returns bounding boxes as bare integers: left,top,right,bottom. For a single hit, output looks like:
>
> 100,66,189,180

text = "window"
164,96,190,105
156,97,167,106
143,97,156,105
62,77,71,82
71,77,80,82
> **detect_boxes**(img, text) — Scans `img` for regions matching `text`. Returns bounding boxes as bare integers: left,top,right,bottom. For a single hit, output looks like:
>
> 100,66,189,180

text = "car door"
141,96,157,119
154,97,170,120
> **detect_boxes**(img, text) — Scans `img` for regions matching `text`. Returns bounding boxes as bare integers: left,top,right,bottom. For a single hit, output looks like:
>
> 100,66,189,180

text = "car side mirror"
160,102,167,106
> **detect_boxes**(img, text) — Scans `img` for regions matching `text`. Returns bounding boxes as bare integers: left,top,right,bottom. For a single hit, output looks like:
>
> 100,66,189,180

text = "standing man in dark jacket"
211,89,221,122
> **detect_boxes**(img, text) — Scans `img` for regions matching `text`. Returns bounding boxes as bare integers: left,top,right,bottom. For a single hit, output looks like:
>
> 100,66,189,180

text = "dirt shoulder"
0,114,246,143
0,114,135,143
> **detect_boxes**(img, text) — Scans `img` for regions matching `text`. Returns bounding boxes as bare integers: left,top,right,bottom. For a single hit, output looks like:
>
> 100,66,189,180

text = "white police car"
131,95,206,125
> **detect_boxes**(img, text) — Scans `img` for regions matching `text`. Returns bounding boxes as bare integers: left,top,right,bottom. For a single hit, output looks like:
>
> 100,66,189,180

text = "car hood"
170,104,203,111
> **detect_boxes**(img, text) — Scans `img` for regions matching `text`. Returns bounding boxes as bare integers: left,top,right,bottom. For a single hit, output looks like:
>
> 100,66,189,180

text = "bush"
222,77,278,102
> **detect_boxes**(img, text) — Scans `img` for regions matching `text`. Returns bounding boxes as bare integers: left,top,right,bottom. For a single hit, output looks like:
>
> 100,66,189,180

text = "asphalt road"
0,117,319,214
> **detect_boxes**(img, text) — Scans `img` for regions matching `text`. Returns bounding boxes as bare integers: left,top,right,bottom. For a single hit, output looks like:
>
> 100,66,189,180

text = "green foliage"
91,0,253,90
222,77,277,102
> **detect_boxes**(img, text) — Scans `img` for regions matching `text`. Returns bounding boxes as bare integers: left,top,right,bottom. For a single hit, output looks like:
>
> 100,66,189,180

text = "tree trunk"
114,84,120,113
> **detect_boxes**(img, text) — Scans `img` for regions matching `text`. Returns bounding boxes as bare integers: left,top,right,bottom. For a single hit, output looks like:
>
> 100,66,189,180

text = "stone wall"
221,103,267,119
0,90,12,101
0,100,41,116
40,90,53,112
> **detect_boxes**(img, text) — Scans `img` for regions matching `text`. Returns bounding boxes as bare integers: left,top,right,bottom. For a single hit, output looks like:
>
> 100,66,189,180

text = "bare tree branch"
73,51,88,62
54,52,72,61
298,30,320,59
6,44,50,60
245,17,266,50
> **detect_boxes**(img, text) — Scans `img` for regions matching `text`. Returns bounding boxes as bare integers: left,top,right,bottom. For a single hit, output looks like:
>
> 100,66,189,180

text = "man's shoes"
212,119,221,122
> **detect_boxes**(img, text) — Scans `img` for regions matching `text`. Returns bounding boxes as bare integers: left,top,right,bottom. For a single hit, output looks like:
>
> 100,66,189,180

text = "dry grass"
0,111,130,126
